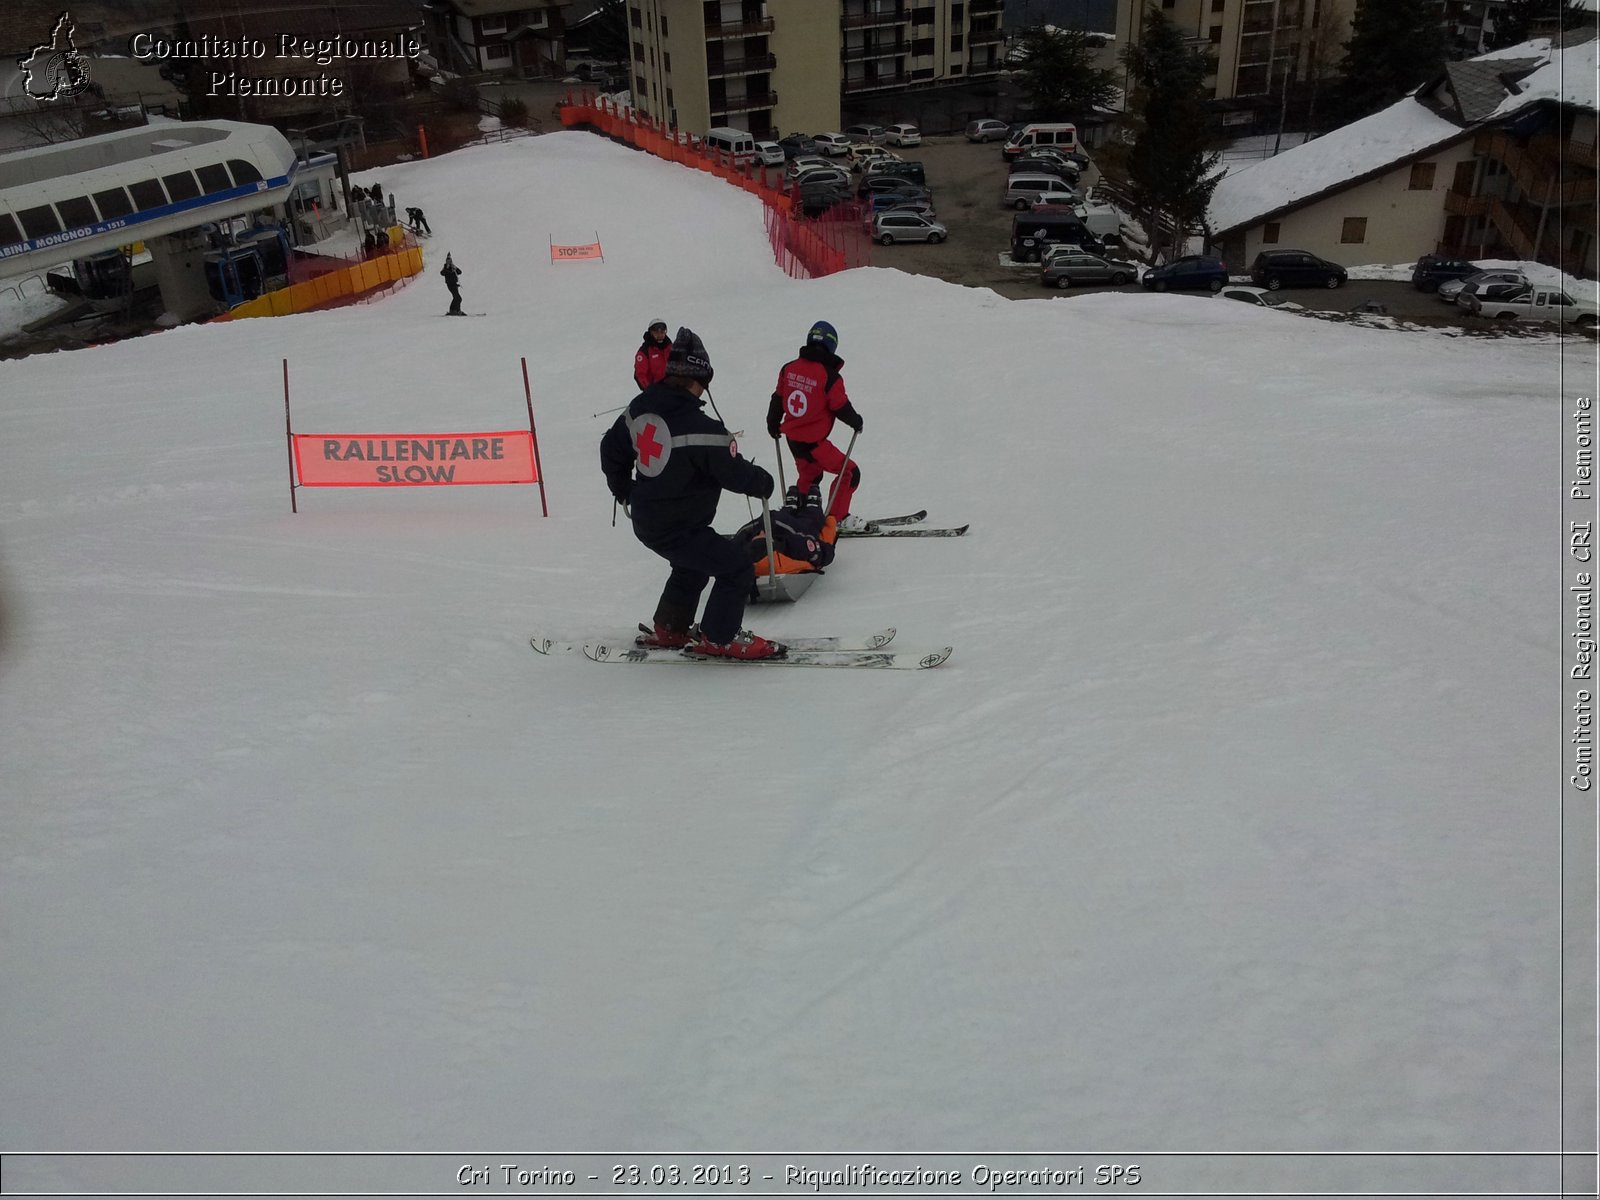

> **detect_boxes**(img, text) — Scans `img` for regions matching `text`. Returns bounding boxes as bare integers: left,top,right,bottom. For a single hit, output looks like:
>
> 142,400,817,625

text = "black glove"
849,414,864,433
754,470,775,500
611,480,633,506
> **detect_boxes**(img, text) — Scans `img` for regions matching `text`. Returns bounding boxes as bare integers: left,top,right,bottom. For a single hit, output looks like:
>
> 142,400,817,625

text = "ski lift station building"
0,119,341,319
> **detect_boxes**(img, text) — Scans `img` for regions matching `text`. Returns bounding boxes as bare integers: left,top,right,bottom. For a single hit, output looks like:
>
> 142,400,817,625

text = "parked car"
847,143,899,172
866,160,926,188
813,132,852,156
843,123,889,144
1462,284,1599,326
1030,188,1083,210
753,140,786,167
885,123,922,147
1013,150,1081,180
793,165,851,190
868,187,933,213
1142,254,1230,293
1041,240,1108,267
873,196,937,221
798,185,853,216
1041,252,1140,289
1439,268,1528,304
872,210,947,245
858,173,926,197
1216,284,1302,309
1005,171,1074,209
1250,249,1348,290
785,154,833,179
1411,254,1480,292
777,133,819,159
965,118,1010,143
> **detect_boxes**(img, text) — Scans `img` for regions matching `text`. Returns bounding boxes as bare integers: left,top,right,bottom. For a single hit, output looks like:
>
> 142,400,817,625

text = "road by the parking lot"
874,135,1502,331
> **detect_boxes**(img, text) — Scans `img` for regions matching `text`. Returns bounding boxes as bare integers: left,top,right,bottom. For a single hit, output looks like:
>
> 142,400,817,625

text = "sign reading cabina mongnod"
281,359,550,515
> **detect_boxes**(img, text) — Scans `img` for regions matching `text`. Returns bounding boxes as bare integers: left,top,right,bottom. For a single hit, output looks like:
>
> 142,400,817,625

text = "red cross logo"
635,421,664,467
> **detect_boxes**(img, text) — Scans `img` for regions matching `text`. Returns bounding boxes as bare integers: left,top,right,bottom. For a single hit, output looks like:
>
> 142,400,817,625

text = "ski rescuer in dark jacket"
633,318,672,391
600,327,785,661
766,320,865,531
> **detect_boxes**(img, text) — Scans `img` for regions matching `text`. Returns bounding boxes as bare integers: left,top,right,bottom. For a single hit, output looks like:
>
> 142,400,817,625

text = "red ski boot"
685,629,787,660
636,622,692,648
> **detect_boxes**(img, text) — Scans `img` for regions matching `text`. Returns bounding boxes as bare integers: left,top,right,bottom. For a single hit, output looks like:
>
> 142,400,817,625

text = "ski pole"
773,436,787,500
706,387,755,521
760,493,779,583
593,404,626,418
824,427,859,517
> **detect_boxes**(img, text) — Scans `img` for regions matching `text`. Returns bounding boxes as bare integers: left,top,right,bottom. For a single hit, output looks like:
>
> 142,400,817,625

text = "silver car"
1438,268,1526,304
1040,252,1139,289
966,118,1009,143
872,211,948,245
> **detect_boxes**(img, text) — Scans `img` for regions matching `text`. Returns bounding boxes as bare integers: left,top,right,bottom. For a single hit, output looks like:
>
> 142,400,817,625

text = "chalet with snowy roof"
1207,28,1598,279
420,0,567,78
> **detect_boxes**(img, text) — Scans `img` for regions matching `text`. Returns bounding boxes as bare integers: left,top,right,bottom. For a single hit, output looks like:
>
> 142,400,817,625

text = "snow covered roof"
1208,32,1598,237
1488,30,1599,118
1208,101,1469,236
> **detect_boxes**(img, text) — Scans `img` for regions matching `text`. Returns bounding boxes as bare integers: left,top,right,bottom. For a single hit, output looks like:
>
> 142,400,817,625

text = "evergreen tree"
1488,0,1596,50
1119,7,1221,263
1013,26,1118,123
583,0,632,64
1334,0,1448,124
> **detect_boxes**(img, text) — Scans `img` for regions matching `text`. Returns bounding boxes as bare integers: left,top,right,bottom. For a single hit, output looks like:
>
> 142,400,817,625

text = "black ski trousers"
638,525,753,643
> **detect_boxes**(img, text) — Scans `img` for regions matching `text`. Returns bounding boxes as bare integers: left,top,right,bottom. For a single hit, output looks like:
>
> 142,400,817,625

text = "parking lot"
869,135,1532,331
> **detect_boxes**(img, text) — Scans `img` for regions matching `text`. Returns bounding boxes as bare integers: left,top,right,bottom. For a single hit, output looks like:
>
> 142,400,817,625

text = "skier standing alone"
600,327,785,660
632,318,672,390
767,321,865,530
440,253,464,315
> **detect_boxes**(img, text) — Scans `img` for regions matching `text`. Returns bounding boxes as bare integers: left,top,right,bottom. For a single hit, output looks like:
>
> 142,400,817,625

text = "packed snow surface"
0,131,1577,1188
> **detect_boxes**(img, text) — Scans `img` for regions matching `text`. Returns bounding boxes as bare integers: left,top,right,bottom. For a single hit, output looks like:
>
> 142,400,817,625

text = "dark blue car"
1141,254,1230,292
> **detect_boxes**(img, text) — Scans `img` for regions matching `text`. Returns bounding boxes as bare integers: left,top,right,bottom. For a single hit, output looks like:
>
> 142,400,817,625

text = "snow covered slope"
0,132,1576,1182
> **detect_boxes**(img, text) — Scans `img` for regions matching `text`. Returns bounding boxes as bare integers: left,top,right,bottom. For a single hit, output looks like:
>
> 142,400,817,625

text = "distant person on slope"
600,327,784,660
632,318,672,390
440,253,464,315
766,320,865,531
406,206,432,235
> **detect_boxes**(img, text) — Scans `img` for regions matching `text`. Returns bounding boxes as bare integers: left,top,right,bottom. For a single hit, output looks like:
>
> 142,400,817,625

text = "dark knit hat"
667,326,714,383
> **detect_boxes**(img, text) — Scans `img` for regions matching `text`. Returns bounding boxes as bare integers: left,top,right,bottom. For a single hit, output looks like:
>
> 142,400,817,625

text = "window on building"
1261,222,1281,244
952,2,964,17
914,36,934,53
1212,0,1225,9
631,5,642,27
635,73,647,94
913,6,935,24
485,42,511,61
634,41,645,63
659,13,668,35
162,171,200,202
91,187,133,219
480,15,507,35
663,51,671,71
1162,0,1176,8
55,195,97,228
1408,161,1437,190
1210,25,1223,42
666,87,674,108
950,34,963,50
17,205,62,238
1341,216,1367,243
128,178,168,211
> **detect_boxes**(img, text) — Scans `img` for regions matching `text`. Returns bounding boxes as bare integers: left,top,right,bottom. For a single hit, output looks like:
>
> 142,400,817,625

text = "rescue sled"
748,512,838,604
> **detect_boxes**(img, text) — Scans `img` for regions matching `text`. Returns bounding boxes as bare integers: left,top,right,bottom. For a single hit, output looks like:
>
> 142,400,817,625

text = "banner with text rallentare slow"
292,431,538,487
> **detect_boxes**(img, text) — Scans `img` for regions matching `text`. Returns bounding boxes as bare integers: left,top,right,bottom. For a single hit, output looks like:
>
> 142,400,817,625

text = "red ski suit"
633,337,671,391
767,346,862,521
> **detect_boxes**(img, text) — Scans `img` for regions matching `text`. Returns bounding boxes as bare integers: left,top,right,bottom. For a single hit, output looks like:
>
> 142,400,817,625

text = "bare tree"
1302,0,1348,135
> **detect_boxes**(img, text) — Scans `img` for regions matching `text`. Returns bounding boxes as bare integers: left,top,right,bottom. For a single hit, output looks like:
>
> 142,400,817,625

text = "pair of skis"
833,509,969,538
532,627,952,670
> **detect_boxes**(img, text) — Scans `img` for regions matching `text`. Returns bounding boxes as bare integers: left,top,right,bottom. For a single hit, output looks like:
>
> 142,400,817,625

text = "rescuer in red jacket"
633,319,672,391
766,320,864,530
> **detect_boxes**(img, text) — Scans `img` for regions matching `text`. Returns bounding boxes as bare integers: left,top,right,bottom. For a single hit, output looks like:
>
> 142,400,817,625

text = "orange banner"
550,241,604,261
293,431,538,487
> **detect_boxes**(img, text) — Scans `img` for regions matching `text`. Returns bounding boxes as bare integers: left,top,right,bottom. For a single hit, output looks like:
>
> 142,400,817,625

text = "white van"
1002,122,1080,161
705,126,756,165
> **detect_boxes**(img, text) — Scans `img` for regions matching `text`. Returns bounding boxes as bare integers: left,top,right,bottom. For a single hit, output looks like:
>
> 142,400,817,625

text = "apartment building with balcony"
1206,29,1597,279
1114,0,1358,110
624,1,1009,140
